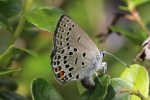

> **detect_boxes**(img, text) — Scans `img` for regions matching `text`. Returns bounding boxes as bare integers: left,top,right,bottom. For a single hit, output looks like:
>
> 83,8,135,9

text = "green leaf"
0,68,21,77
31,77,64,100
122,0,150,11
127,0,150,7
81,74,111,100
0,91,25,100
24,7,64,32
119,6,129,11
0,45,37,65
13,47,37,57
105,78,131,100
0,13,12,31
0,0,22,18
120,64,149,99
0,45,14,64
0,78,18,91
109,25,145,45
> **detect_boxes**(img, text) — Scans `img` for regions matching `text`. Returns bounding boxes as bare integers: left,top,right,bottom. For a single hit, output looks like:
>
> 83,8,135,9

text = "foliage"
0,0,150,100
31,78,64,100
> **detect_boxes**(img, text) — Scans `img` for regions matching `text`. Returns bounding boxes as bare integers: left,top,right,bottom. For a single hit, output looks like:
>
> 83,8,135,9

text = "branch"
7,0,35,47
126,7,150,36
118,88,147,100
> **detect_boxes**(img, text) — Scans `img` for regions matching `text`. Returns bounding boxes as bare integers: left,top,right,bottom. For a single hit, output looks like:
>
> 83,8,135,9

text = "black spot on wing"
77,37,81,42
75,57,78,65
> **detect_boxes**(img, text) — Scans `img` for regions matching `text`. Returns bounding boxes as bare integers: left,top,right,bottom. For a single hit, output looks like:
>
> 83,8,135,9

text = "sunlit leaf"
24,7,64,32
31,77,64,100
0,0,22,18
105,78,131,100
127,0,150,7
0,68,21,77
109,25,145,45
119,6,129,11
0,45,37,64
120,64,149,99
0,45,14,64
14,47,37,57
122,0,150,11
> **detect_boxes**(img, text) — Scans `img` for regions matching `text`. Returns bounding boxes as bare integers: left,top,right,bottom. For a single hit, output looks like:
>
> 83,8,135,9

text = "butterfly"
51,15,107,88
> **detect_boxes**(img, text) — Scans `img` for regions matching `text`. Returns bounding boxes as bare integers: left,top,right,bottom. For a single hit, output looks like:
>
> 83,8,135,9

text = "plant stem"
8,16,26,47
7,0,35,47
131,8,150,36
3,0,35,68
118,88,147,100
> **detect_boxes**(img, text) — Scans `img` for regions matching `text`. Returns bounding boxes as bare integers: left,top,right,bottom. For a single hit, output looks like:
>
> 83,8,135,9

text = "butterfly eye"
100,50,106,57
102,52,105,57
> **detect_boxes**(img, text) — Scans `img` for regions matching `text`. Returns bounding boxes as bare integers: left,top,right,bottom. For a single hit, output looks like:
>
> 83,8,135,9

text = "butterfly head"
99,50,106,58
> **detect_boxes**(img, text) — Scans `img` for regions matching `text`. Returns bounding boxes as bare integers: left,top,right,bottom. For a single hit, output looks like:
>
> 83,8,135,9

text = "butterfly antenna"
105,51,130,68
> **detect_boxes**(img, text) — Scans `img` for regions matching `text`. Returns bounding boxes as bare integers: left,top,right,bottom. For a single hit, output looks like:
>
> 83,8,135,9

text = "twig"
130,8,150,36
118,88,147,100
7,0,35,47
3,0,35,68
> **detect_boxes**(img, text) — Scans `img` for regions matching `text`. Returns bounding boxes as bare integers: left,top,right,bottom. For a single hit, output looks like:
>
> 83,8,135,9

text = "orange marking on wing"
59,71,65,78
57,66,61,71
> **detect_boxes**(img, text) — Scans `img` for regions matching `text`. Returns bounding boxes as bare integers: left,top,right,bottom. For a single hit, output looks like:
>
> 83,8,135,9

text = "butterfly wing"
51,15,101,83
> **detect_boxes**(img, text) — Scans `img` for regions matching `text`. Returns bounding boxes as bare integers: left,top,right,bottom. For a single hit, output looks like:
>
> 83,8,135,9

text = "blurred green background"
1,0,150,100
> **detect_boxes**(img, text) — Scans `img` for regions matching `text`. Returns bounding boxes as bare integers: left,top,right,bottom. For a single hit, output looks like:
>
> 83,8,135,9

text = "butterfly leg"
81,62,107,89
93,62,107,86
95,72,104,86
101,62,107,73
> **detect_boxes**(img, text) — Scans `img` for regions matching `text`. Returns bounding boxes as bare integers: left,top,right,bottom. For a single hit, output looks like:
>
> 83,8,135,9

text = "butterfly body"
51,15,107,88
